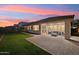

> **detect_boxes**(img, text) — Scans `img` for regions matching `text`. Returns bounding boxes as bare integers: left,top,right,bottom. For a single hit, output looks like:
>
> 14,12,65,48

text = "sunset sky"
0,4,79,27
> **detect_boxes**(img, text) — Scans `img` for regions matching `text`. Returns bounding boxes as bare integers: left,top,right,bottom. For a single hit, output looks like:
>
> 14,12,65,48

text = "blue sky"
0,4,79,19
0,4,79,27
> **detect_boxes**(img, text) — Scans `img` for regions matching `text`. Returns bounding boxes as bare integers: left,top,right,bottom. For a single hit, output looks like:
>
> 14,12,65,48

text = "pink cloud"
0,15,15,19
0,20,20,27
0,5,78,27
0,5,77,15
0,18,38,27
0,21,15,27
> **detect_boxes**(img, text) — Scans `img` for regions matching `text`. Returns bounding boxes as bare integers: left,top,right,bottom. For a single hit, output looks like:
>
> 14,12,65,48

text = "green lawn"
0,33,50,55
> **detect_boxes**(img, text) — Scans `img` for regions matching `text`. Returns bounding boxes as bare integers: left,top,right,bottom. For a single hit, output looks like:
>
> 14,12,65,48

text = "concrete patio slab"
26,35,79,55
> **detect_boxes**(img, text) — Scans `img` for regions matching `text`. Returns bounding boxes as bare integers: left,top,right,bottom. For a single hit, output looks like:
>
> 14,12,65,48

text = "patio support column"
39,24,41,34
31,25,33,31
65,18,72,39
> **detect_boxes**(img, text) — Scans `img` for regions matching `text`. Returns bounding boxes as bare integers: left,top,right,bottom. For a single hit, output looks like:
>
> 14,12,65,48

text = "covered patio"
25,15,74,39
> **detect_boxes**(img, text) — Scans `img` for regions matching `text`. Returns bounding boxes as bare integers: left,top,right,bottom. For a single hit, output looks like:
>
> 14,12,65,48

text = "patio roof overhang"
27,15,75,25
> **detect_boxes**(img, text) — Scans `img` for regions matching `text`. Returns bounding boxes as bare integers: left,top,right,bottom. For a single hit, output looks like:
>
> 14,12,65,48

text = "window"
33,25,39,31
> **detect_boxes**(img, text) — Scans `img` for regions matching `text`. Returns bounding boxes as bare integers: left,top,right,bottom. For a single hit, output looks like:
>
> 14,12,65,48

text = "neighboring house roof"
27,15,74,25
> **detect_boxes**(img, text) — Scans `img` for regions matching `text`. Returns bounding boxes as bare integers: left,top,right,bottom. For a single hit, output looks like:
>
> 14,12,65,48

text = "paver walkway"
26,35,79,55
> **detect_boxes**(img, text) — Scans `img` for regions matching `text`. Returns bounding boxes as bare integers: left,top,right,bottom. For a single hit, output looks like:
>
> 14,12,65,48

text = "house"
77,27,79,33
71,19,79,36
18,22,28,27
25,15,74,39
